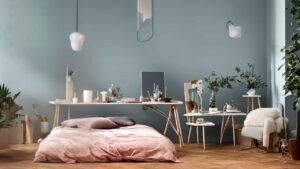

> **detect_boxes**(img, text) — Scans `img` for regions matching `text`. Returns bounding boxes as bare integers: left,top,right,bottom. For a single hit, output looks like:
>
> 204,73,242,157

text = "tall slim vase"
66,68,74,102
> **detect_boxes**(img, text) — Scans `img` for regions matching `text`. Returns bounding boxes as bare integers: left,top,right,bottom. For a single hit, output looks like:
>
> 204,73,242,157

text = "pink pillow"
61,117,119,129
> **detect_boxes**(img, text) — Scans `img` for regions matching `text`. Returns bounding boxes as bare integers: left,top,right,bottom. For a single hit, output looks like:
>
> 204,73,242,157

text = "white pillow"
244,108,280,127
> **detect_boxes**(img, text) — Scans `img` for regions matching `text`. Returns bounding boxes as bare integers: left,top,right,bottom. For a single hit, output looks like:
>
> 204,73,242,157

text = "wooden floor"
0,143,299,169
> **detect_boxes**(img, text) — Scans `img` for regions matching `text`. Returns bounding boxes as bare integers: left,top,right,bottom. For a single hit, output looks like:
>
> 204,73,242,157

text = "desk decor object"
191,80,204,112
235,63,267,96
108,84,123,102
204,71,236,112
66,67,75,102
83,90,93,103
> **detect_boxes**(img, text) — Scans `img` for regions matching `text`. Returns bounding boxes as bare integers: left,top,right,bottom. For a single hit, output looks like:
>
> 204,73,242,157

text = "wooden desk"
49,100,184,147
184,112,246,146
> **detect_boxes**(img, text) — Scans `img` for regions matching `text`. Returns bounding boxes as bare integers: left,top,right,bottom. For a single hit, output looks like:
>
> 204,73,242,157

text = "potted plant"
204,71,236,112
0,84,22,147
225,100,237,111
280,0,300,160
235,63,267,96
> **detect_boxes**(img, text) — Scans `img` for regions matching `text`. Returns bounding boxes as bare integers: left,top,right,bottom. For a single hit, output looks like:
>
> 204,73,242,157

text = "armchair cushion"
244,108,280,127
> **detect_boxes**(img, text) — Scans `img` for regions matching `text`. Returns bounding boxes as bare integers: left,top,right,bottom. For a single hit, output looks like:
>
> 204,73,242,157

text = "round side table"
242,95,261,113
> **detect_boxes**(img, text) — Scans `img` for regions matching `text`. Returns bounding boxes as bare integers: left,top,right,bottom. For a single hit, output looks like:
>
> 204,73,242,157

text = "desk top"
184,112,246,117
49,100,183,106
242,95,261,98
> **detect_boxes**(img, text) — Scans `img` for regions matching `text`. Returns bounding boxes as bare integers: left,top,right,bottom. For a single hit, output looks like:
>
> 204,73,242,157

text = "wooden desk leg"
220,116,224,144
164,108,172,135
175,106,184,146
203,126,206,150
247,98,250,113
251,97,254,111
232,116,236,147
173,105,184,147
53,105,58,128
68,106,71,120
196,126,199,144
220,116,231,144
258,97,261,108
53,105,60,128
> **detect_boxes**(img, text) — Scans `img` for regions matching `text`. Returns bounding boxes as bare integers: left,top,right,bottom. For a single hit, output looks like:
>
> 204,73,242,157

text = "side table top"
242,95,261,98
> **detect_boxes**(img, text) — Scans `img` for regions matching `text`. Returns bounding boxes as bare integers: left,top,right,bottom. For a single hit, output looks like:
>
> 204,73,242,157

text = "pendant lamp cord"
76,0,79,32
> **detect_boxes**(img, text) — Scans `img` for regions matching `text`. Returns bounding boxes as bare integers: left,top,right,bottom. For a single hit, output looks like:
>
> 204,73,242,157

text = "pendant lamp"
70,0,85,52
226,21,242,39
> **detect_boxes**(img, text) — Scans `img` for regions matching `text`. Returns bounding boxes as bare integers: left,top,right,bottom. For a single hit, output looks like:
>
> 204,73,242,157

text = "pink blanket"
34,124,179,163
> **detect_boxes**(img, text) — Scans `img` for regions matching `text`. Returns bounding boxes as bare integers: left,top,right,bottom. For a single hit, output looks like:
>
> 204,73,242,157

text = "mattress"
34,124,179,163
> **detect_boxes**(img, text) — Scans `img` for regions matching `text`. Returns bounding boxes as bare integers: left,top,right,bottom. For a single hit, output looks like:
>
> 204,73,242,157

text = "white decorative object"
100,91,108,103
247,88,256,96
226,20,242,39
209,107,218,112
70,0,85,52
191,80,204,112
83,90,93,103
196,118,204,124
66,67,74,102
41,121,49,134
72,92,78,103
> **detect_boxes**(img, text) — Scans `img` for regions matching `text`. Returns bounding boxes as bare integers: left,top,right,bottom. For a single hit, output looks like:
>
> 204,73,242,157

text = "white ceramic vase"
209,107,218,112
66,76,74,102
83,90,93,103
247,89,256,96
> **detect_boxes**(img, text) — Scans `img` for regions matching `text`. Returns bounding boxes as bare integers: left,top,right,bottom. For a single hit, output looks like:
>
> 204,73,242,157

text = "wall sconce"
226,21,242,39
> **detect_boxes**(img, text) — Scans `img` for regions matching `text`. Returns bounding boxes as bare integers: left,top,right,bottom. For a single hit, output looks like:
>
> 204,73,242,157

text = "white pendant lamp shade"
227,21,242,39
70,0,85,52
70,32,85,52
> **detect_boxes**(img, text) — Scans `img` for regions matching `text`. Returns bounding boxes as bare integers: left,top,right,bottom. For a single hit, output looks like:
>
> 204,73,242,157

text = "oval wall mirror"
137,0,153,42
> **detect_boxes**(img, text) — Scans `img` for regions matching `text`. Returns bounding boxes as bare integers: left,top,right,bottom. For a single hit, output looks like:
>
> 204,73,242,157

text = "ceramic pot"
0,128,9,147
209,107,218,112
247,89,256,96
8,124,23,144
289,138,300,160
83,90,93,103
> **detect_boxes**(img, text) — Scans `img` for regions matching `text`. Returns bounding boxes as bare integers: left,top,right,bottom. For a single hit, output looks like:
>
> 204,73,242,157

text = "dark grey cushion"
107,117,136,127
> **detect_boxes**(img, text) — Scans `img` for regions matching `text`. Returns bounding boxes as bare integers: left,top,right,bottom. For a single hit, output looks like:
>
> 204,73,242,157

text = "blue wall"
0,0,267,143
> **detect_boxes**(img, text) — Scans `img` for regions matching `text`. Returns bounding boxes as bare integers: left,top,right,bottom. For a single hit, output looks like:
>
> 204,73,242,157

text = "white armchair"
241,107,287,148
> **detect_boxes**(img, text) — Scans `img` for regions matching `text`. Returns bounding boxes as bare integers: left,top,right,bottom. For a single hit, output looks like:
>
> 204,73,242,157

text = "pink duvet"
34,124,179,163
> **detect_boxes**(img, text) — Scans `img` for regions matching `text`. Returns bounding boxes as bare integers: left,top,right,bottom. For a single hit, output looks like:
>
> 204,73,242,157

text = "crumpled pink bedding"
34,124,179,163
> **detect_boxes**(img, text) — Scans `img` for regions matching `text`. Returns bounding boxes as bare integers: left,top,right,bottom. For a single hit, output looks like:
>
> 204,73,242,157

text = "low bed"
34,117,179,163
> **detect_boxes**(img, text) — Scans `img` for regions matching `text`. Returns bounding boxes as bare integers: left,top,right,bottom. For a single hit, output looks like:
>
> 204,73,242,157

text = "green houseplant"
235,63,267,96
0,84,21,128
0,84,22,147
204,71,236,112
280,0,300,160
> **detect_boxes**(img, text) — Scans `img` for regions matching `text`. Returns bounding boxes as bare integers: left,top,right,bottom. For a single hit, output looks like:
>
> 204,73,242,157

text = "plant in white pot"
235,63,267,96
0,84,22,147
204,71,236,113
280,0,300,160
